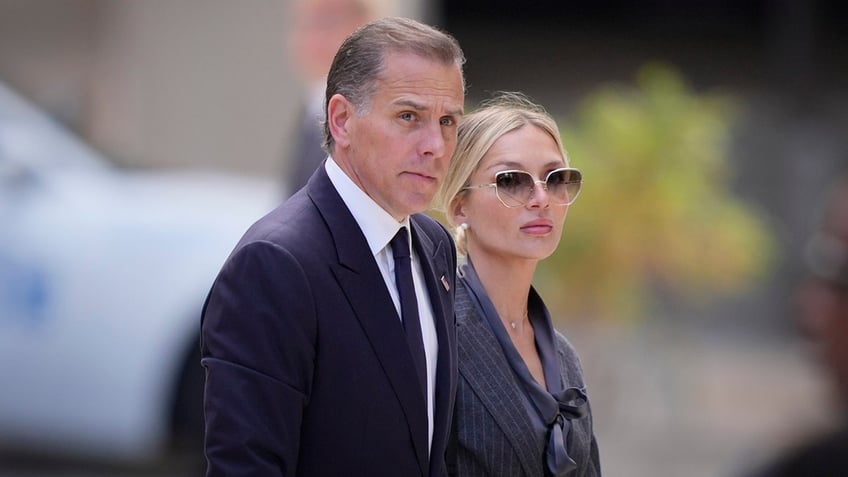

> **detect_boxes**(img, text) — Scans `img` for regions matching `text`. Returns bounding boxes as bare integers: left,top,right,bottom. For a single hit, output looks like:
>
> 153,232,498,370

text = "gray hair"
321,16,465,153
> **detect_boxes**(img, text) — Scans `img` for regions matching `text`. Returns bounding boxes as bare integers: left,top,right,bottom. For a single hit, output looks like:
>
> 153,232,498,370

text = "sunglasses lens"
546,169,582,205
495,171,534,206
491,168,583,206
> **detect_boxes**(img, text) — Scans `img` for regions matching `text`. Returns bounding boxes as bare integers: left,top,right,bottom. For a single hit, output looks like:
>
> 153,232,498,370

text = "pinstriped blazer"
448,280,601,477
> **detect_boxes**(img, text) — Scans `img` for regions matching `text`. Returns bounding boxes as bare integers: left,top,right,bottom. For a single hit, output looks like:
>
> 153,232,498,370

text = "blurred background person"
435,93,601,476
284,0,387,194
747,172,848,476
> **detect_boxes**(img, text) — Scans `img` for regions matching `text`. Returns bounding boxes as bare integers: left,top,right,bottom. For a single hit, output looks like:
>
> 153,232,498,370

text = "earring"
460,223,469,231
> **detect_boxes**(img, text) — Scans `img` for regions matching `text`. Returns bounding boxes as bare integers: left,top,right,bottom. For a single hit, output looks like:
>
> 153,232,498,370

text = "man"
284,0,386,194
201,17,465,476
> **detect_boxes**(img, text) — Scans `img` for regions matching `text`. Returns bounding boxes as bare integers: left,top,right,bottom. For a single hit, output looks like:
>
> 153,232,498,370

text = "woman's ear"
450,197,468,227
327,93,353,149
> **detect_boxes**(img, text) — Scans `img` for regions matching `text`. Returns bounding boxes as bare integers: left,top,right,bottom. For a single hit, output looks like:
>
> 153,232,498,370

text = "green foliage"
536,62,774,320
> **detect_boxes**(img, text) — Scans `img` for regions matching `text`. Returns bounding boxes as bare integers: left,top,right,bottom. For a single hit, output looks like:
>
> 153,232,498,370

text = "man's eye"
400,112,415,121
440,117,455,126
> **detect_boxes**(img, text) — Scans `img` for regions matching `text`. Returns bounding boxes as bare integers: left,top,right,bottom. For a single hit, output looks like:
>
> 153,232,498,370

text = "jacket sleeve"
200,240,317,476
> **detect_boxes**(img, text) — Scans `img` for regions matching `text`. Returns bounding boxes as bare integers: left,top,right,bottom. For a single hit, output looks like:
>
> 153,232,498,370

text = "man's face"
333,52,464,221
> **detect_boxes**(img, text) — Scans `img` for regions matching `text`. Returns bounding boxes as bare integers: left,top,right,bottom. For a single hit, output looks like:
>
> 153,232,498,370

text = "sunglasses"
462,167,582,208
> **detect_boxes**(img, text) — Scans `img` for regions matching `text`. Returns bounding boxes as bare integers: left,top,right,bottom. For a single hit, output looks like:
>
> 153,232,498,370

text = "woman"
435,93,601,476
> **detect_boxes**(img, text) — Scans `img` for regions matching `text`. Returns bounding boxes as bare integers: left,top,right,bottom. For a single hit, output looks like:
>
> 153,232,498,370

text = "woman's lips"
521,218,554,234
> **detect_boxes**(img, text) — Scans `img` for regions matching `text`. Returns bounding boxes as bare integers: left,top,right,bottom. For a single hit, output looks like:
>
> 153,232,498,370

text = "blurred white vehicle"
0,81,280,463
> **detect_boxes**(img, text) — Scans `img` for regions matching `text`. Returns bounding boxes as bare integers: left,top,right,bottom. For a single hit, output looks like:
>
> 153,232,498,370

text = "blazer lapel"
307,169,429,475
456,284,543,476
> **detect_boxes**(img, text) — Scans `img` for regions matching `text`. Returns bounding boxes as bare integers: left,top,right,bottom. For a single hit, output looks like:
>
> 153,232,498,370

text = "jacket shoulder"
412,213,452,241
554,330,587,389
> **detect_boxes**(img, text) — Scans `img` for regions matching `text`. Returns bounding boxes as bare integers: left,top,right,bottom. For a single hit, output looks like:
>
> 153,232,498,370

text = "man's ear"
327,94,354,149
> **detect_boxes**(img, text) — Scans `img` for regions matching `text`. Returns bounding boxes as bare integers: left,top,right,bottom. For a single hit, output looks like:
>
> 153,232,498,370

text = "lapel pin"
440,275,450,291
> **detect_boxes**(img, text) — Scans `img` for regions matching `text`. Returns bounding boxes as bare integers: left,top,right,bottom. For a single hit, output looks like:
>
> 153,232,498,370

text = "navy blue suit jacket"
200,166,458,476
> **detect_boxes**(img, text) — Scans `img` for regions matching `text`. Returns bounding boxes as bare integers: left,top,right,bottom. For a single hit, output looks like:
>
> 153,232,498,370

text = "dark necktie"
390,227,427,397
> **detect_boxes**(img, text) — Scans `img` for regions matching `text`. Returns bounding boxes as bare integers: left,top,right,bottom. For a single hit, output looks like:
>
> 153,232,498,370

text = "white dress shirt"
325,157,438,450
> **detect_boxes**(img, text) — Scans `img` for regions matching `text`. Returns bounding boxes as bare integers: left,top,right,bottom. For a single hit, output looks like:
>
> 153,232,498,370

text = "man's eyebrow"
394,99,426,110
393,100,463,117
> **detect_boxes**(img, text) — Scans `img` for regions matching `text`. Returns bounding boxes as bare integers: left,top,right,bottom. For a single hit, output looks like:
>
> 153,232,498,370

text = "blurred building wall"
0,0,96,133
86,0,293,176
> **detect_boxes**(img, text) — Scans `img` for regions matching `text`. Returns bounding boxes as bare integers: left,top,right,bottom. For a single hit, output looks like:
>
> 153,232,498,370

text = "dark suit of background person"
434,94,601,476
200,17,466,477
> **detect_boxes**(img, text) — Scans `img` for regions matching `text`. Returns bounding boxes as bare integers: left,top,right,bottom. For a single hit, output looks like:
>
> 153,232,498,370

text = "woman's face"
453,125,570,264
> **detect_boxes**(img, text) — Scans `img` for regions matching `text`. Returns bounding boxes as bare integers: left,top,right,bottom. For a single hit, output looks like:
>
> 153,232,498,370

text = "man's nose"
419,122,447,158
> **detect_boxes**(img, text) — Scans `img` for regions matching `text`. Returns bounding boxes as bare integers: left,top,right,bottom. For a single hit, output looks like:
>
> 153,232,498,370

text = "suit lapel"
456,284,543,476
307,169,429,475
409,218,456,476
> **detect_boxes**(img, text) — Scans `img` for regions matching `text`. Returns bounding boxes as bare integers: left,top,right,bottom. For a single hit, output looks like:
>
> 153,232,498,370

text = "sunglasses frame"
462,167,582,208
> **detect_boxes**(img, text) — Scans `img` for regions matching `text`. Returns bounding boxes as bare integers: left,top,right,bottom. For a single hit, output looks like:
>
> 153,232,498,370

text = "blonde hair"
433,92,568,255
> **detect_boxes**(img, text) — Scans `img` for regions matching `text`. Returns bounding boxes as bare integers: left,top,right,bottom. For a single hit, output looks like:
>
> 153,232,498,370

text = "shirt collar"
325,156,410,255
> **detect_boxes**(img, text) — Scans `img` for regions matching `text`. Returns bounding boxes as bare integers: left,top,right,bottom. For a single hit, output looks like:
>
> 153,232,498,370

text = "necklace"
509,311,529,331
